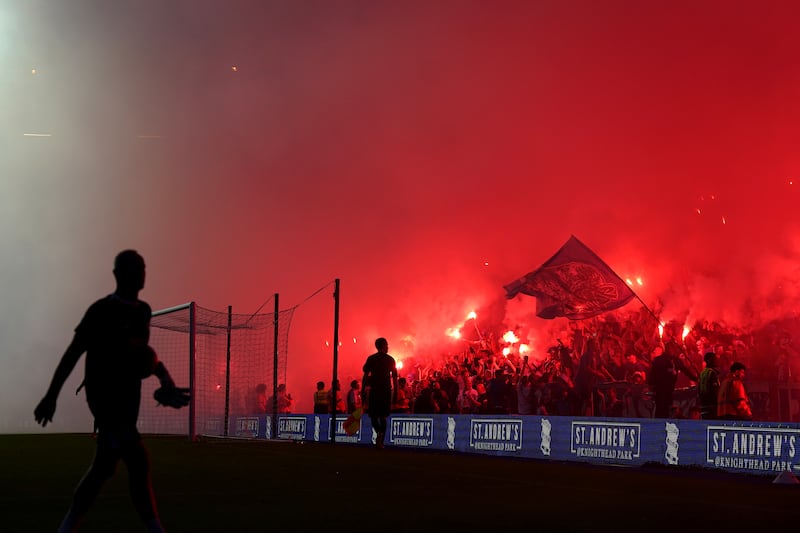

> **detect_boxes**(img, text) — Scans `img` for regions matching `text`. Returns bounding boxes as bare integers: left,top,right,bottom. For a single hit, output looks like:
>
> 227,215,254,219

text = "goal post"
141,301,294,440
140,302,194,439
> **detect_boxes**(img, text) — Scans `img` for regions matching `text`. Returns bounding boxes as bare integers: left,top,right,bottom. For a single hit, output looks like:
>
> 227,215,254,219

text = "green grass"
2,434,799,532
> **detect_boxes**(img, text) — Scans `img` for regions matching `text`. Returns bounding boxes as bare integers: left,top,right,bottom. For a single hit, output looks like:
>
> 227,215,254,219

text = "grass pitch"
2,433,799,532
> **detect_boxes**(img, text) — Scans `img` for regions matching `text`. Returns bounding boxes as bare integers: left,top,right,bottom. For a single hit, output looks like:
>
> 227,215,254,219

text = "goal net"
138,302,294,439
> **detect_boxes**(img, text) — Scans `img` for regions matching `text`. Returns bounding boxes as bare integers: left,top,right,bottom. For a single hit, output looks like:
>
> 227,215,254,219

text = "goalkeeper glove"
152,361,190,408
154,385,191,409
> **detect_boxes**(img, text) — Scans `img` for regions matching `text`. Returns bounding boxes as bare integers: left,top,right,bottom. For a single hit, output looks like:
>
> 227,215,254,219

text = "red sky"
2,0,799,425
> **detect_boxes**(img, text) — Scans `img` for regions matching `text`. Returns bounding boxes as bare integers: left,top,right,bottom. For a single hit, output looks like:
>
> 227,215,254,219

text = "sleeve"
74,300,102,345
141,302,153,344
733,381,750,415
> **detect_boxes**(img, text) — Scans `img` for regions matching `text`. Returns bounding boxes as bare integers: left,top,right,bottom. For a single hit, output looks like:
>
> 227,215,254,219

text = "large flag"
504,235,636,320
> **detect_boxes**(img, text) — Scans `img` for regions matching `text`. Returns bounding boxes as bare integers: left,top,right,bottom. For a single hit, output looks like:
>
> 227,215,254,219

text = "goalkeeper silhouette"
34,250,189,533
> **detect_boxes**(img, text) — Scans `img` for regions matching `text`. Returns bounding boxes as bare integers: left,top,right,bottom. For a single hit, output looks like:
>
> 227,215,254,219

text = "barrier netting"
138,303,294,438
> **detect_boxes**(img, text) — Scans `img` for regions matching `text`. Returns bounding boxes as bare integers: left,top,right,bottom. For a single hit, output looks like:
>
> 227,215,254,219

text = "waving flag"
343,407,363,435
504,235,636,320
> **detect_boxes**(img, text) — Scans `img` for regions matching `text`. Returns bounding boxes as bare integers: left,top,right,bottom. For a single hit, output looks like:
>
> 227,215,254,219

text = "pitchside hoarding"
229,414,800,476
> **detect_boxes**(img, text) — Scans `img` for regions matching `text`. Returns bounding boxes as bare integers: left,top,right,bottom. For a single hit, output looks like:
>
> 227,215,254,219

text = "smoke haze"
2,0,799,430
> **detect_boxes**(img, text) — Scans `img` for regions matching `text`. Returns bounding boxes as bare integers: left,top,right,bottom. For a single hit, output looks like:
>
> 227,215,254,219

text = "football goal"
138,301,293,440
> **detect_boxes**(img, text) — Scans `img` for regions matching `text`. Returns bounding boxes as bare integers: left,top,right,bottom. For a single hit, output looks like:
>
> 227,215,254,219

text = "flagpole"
632,293,662,328
606,270,663,333
570,235,662,329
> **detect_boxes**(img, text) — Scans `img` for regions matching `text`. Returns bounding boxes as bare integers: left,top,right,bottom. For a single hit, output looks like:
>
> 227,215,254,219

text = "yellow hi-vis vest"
314,390,329,408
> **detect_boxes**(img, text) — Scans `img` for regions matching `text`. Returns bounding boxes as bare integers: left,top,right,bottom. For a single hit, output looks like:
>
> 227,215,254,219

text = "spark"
626,278,633,286
636,277,643,286
31,68,37,75
722,216,727,225
231,65,239,72
484,262,489,266
658,324,664,339
23,133,51,137
696,208,702,215
466,310,477,320
352,337,356,344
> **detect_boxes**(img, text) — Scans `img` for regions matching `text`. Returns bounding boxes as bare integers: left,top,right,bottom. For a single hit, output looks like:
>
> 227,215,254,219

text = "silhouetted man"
649,344,697,418
361,337,398,449
34,250,189,533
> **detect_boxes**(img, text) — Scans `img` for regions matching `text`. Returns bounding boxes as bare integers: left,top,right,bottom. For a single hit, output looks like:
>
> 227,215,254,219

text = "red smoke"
4,2,800,422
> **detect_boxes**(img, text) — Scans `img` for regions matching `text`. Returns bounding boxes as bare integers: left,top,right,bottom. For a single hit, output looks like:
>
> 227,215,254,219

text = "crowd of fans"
369,308,800,422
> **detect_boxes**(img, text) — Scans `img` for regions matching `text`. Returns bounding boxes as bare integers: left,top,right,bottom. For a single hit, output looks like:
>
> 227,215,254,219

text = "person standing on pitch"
34,250,190,533
361,337,398,449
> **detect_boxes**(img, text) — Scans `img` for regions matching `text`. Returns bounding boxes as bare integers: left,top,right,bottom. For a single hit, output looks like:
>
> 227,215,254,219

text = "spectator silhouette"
346,379,362,414
313,381,329,414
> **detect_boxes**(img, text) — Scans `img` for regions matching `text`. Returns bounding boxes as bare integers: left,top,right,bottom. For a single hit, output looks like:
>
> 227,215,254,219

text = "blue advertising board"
228,413,800,476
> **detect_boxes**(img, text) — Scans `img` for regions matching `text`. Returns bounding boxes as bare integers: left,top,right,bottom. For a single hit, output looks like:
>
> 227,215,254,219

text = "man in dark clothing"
485,369,512,414
34,250,189,533
649,344,698,418
361,337,398,449
574,341,609,416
